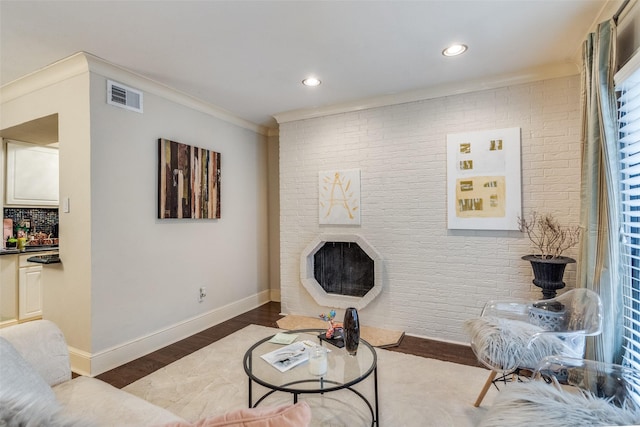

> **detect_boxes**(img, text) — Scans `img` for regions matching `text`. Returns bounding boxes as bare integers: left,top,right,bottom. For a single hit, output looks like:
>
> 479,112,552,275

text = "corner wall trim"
83,53,271,136
80,290,271,376
1,51,273,136
0,52,90,104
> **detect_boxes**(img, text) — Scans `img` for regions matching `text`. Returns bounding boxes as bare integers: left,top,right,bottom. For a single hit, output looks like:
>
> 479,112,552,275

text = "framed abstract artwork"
446,128,521,230
319,169,361,225
158,138,221,219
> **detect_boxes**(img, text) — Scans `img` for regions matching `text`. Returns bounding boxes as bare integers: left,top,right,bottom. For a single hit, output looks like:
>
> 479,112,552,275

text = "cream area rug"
123,324,497,426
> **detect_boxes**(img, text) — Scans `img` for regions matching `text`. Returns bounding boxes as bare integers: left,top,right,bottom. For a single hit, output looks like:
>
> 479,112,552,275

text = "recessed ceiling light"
302,77,321,87
442,44,468,57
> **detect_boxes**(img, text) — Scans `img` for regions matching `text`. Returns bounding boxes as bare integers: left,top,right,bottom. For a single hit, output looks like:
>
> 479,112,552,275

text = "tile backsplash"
3,208,59,237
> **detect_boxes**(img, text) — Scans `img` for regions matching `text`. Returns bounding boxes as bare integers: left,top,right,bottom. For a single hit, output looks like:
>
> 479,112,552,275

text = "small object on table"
319,309,343,339
343,307,360,356
260,341,311,372
308,346,328,376
317,331,345,348
268,332,298,345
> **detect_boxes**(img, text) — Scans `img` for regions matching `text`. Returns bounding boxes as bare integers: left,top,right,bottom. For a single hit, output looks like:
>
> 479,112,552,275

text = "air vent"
107,80,143,113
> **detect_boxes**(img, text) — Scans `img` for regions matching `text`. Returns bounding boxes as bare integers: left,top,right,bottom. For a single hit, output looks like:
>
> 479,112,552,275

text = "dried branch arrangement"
517,212,581,259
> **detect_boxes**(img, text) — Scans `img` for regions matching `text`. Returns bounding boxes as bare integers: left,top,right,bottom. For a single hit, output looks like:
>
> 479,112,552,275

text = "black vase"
522,255,576,299
343,307,360,356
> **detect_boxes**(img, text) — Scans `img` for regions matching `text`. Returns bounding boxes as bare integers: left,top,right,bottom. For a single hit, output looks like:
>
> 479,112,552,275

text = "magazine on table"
261,340,316,372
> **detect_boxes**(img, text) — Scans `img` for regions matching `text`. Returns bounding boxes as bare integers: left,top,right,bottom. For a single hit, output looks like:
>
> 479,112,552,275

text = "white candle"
308,347,327,376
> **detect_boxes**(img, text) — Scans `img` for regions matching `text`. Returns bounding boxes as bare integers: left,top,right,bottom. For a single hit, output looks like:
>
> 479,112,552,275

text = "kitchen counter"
0,245,59,255
26,254,60,264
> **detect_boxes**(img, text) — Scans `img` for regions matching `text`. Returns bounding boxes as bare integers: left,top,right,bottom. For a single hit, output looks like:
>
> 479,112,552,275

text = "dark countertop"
0,245,59,256
26,254,61,264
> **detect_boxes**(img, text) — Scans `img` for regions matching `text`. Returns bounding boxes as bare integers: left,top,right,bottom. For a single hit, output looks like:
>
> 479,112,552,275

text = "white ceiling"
0,1,620,129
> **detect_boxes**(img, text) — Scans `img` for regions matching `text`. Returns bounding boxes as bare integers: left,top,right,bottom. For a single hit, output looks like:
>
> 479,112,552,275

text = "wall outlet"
198,287,207,302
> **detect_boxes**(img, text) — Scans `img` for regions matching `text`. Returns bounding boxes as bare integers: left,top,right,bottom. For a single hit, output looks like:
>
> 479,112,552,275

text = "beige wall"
0,54,93,371
1,53,272,375
88,67,270,356
267,133,281,302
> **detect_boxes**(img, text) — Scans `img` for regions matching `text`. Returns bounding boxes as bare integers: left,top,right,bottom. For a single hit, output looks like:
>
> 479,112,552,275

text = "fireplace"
300,235,383,310
314,242,374,297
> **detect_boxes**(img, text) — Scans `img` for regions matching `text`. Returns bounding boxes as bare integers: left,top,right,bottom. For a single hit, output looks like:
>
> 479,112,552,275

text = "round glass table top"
243,328,377,394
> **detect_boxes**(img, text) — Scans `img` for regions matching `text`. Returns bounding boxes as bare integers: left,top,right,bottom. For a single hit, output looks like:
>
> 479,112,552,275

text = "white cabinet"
0,256,18,325
19,266,42,320
5,140,59,206
18,255,43,320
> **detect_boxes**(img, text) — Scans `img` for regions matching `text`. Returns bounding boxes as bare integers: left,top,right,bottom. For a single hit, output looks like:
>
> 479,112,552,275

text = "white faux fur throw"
463,316,566,372
0,335,86,427
478,380,640,427
0,395,87,427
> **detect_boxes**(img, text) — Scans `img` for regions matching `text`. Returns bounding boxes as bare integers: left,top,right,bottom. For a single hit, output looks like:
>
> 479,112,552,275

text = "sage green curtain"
579,19,623,364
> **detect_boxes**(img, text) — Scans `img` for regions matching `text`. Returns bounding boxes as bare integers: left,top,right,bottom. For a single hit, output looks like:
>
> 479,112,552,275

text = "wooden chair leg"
474,370,497,407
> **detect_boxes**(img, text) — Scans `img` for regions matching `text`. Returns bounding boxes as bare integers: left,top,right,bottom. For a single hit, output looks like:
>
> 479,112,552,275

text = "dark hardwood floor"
96,302,481,388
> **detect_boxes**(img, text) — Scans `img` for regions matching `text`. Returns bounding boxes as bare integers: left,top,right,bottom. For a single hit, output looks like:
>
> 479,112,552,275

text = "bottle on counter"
6,237,17,249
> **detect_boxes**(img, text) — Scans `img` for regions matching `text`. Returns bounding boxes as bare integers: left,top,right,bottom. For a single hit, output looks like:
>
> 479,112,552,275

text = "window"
619,58,640,376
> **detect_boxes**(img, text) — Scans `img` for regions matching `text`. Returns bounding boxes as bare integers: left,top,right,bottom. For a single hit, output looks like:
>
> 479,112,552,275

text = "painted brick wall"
279,75,582,343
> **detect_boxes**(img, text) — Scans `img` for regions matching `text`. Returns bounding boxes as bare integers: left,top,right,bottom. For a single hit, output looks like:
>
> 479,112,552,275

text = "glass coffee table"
243,328,379,426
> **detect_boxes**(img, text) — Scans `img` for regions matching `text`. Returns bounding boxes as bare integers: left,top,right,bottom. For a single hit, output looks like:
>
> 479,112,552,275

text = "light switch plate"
63,197,70,213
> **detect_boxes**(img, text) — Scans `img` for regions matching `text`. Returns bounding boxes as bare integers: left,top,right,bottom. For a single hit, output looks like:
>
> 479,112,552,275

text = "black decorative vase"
343,307,360,356
522,255,576,299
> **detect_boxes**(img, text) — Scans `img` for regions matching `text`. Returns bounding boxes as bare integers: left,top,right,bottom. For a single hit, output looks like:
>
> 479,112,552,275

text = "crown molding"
83,53,270,136
1,52,271,136
273,62,580,124
0,52,90,104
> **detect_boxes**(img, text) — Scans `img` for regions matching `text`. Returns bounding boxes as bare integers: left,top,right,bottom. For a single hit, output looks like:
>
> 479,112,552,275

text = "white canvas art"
319,169,361,225
446,128,522,230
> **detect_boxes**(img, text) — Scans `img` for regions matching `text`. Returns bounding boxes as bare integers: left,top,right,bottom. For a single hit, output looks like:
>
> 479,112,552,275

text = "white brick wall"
279,75,582,344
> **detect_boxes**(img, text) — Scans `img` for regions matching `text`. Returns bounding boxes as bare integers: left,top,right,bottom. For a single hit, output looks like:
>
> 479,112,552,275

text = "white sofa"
0,320,312,427
0,319,186,426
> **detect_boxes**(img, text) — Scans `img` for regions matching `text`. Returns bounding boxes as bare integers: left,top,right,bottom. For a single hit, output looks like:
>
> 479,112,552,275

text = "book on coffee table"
268,332,298,345
317,332,345,348
261,341,312,372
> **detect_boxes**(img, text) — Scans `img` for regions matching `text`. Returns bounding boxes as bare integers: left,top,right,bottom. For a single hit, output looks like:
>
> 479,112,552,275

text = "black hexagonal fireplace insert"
313,242,374,297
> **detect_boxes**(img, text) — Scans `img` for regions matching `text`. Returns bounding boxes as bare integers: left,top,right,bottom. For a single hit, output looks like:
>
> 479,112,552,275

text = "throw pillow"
0,319,71,386
0,337,60,426
0,336,57,405
463,316,566,371
0,337,85,427
160,402,312,427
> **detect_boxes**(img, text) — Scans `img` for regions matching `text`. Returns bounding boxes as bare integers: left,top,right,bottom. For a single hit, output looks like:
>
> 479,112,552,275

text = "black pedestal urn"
343,307,360,356
522,255,576,299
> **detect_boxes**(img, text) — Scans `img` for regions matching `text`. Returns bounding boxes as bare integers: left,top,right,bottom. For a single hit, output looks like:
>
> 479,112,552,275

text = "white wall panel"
279,75,582,344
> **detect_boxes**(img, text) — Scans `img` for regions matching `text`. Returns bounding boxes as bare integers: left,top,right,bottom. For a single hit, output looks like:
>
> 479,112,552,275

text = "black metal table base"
248,368,379,426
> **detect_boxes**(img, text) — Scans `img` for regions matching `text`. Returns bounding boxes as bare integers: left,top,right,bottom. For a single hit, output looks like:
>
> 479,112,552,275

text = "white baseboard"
270,288,281,302
68,346,92,377
80,290,271,376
